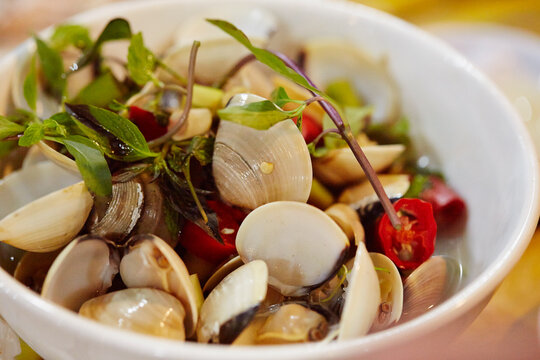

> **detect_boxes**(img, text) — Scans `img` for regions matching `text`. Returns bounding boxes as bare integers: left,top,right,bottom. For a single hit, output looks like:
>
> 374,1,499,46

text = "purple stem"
271,50,401,229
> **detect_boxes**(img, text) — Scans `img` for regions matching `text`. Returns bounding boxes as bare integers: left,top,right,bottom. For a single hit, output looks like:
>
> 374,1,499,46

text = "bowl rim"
0,0,539,358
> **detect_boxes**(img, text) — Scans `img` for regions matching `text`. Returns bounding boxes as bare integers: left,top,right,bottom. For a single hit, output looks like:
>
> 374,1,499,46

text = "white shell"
236,201,349,296
79,288,186,341
313,144,405,186
213,120,312,210
0,162,92,253
369,253,403,332
197,260,268,344
339,174,411,209
161,8,276,85
325,203,365,245
338,242,380,340
202,256,244,295
41,236,119,311
304,39,400,123
120,235,199,338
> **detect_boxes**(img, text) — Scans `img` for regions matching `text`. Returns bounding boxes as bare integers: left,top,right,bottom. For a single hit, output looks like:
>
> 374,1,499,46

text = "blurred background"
0,0,539,358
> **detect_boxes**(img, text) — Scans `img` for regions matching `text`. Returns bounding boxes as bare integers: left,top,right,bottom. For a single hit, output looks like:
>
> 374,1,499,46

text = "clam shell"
197,260,268,344
202,256,243,296
14,250,60,293
0,162,92,252
339,174,411,210
325,203,365,245
170,108,213,141
303,39,400,123
41,235,119,311
313,144,405,187
369,253,403,332
79,288,186,340
236,201,349,296
213,120,312,210
338,242,380,340
120,234,199,338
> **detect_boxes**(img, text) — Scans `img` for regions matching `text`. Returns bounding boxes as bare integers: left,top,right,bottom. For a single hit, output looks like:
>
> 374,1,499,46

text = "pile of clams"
0,8,463,348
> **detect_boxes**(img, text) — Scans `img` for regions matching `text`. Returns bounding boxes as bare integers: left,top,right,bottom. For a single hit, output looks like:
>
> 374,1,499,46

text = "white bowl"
0,0,538,359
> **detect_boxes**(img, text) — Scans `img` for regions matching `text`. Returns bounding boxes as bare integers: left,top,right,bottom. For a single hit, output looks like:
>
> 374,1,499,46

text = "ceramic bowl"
0,0,538,359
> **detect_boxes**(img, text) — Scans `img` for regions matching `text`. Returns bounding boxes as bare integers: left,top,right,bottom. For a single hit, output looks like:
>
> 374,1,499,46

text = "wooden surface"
0,0,539,358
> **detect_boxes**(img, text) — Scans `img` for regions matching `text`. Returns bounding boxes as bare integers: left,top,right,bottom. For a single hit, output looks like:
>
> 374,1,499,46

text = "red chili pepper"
377,198,437,270
293,114,322,144
178,200,244,263
128,106,168,141
419,176,466,229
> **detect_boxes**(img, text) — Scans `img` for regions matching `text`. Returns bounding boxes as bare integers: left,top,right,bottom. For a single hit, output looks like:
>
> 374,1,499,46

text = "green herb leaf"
187,136,215,166
326,79,362,107
75,18,132,71
403,174,430,198
207,19,322,96
72,72,124,107
270,86,301,108
127,32,157,86
365,117,410,146
307,141,330,158
65,103,157,160
23,55,38,111
0,116,26,140
218,100,299,130
42,118,67,137
50,24,92,50
18,123,44,146
61,135,112,196
34,36,65,99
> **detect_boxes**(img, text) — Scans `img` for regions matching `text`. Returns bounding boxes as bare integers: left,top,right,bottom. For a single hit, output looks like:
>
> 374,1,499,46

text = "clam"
369,253,403,332
0,162,92,252
223,62,275,101
161,8,276,85
213,96,312,210
325,203,365,245
202,256,244,296
197,260,268,344
236,201,349,296
169,107,213,142
119,234,199,338
401,256,461,323
303,39,400,123
339,174,411,210
256,303,329,344
313,144,405,187
14,250,60,293
79,288,186,340
87,176,144,244
41,235,119,311
338,242,380,340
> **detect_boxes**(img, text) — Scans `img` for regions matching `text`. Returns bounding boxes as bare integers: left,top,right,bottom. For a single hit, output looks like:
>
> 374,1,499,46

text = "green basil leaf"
207,19,322,96
403,174,430,198
34,36,65,98
50,24,92,51
271,86,293,108
61,135,112,196
307,141,330,158
217,100,294,130
72,72,124,107
187,136,215,166
365,117,410,146
18,123,44,146
42,118,67,137
75,18,132,70
326,79,362,107
127,32,157,86
65,103,157,160
23,55,38,111
0,116,26,140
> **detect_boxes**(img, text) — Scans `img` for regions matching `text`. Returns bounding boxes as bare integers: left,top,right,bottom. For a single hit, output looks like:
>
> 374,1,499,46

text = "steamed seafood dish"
0,10,467,345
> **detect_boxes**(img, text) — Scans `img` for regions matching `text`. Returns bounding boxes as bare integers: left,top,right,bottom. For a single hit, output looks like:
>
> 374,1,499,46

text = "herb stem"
271,50,401,229
2,134,23,142
148,41,200,148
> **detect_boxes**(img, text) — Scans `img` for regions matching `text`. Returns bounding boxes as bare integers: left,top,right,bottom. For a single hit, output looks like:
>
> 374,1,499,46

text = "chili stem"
271,50,401,229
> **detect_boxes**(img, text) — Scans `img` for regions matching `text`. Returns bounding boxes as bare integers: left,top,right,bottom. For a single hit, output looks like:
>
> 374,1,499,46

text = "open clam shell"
120,234,199,338
197,260,268,344
325,203,365,245
369,253,403,332
313,144,405,187
0,162,92,252
338,242,380,340
303,39,400,123
41,235,119,311
202,256,244,296
80,288,186,341
213,117,312,210
236,201,349,296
